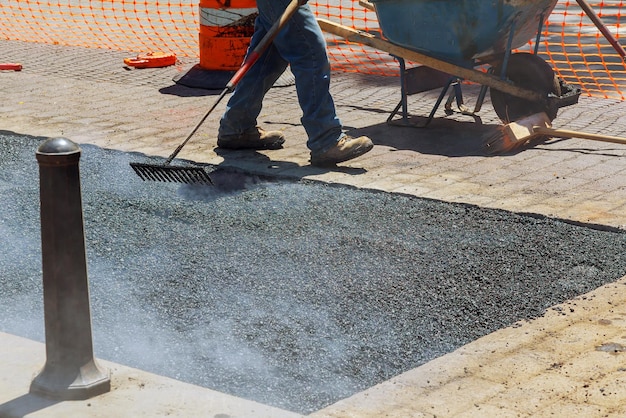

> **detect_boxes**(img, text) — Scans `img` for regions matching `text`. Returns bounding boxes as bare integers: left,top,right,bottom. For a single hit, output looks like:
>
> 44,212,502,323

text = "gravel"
1,133,626,414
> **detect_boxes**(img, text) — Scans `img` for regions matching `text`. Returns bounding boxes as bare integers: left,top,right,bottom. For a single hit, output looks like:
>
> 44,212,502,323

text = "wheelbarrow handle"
227,0,307,90
317,18,545,103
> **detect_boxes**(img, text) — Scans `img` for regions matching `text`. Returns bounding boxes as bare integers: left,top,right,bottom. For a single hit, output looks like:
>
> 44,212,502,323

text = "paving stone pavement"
2,39,626,417
3,40,626,230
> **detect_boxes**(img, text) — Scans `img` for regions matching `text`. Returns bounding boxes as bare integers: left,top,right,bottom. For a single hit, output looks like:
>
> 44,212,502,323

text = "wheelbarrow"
318,0,581,126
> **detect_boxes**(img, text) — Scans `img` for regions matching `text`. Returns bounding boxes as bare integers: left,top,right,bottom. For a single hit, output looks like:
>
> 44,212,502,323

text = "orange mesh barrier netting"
1,1,625,99
0,1,198,58
532,0,626,100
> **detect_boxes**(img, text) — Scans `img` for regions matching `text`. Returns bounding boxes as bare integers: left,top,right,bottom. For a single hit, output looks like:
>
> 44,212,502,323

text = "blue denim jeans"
218,0,343,153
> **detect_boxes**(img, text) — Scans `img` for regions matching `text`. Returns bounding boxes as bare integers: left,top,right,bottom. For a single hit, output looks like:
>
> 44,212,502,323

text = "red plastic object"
123,52,177,68
0,63,22,71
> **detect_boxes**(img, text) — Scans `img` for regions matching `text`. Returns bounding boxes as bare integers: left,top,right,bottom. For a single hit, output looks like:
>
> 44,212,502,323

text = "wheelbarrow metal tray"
369,0,558,63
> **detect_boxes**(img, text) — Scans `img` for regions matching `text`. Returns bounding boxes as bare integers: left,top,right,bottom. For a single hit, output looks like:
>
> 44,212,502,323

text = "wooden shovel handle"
534,126,626,145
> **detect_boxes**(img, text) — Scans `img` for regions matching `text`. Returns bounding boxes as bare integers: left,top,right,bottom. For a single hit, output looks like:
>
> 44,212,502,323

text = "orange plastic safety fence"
0,1,198,58
1,1,626,100
534,1,626,100
312,1,397,75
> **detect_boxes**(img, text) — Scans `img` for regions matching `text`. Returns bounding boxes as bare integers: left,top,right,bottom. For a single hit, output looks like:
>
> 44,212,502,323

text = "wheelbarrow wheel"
489,53,561,123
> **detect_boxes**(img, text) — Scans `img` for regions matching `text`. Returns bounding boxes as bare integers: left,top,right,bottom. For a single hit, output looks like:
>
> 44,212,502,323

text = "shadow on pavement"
158,84,222,98
213,147,368,179
0,393,60,417
346,116,499,157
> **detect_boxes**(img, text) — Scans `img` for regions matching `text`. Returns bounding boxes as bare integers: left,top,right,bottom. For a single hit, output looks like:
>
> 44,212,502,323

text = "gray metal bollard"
30,137,110,400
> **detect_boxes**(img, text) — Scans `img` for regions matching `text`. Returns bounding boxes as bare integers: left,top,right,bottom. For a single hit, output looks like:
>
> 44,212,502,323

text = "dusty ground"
1,133,626,413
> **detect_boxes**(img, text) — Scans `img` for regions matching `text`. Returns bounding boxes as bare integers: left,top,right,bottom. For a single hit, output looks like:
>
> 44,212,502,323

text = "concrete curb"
0,332,304,418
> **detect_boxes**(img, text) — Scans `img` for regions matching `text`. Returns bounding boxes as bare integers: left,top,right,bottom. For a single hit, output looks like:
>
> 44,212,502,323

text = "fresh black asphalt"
1,133,626,414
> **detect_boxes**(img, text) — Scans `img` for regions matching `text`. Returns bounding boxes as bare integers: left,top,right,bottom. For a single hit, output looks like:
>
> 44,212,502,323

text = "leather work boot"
310,135,374,167
217,127,285,150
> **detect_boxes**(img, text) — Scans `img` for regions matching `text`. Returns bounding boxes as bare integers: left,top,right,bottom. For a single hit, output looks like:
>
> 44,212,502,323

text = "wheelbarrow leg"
386,57,411,126
443,79,482,123
473,76,491,114
388,75,457,127
444,79,466,115
387,74,453,128
424,77,455,126
534,13,545,55
387,68,484,127
387,56,452,127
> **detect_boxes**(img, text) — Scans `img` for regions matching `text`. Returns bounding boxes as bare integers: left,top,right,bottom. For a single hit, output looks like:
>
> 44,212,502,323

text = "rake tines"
130,162,213,186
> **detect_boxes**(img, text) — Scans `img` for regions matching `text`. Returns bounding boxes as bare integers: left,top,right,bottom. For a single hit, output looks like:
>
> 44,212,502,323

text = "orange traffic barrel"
198,0,257,71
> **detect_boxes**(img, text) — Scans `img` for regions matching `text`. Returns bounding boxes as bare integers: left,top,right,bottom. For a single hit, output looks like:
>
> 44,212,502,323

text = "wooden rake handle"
533,126,626,146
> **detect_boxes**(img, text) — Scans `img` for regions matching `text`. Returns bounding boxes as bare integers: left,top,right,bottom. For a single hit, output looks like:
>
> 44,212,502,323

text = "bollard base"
30,360,111,401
